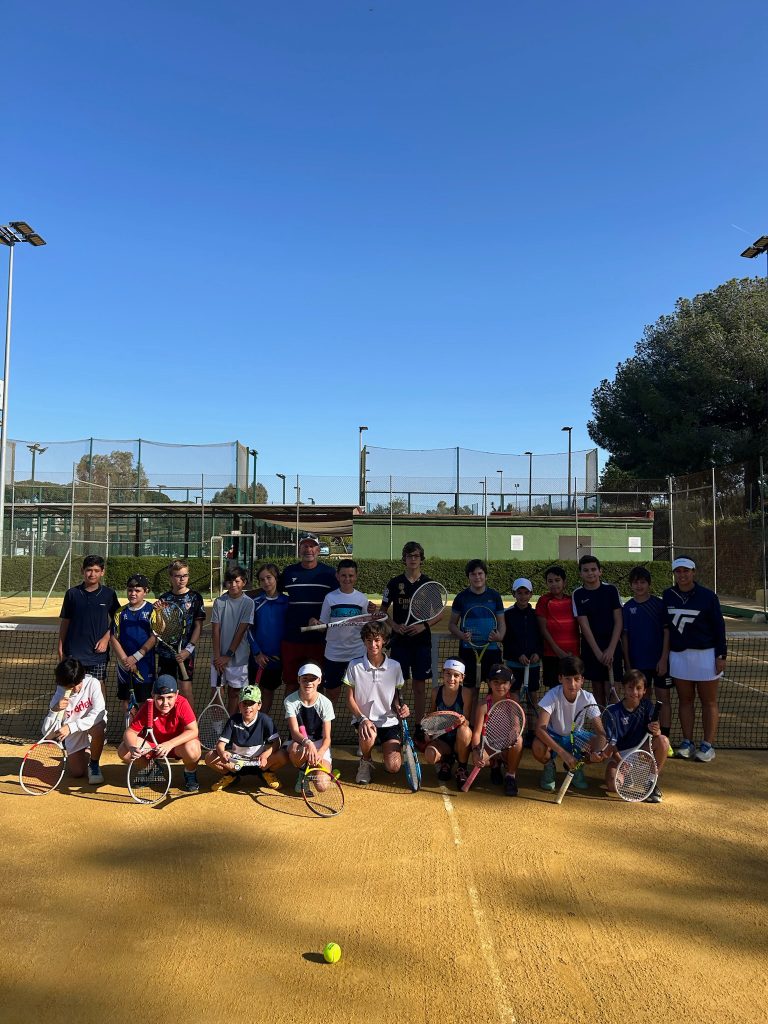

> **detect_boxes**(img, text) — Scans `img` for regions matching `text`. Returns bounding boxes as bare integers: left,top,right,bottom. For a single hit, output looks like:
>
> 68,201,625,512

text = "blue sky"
4,1,767,495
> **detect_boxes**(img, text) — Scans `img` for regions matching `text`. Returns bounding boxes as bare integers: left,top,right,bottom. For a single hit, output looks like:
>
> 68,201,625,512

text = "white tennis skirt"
669,648,722,682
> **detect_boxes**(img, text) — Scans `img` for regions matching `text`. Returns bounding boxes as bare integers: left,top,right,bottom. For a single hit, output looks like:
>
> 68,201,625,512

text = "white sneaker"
355,758,373,785
677,740,695,760
695,743,716,762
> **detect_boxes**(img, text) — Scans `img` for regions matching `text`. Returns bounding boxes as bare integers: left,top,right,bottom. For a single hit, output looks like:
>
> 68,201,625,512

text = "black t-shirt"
279,562,338,643
60,583,120,665
381,573,433,648
571,583,621,649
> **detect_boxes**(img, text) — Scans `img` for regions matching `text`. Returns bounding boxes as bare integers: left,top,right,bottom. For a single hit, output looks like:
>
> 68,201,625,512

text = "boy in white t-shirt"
309,559,378,705
211,566,255,714
532,654,608,791
42,657,108,785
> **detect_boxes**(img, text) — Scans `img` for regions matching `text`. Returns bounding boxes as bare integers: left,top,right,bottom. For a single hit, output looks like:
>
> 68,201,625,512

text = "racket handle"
300,623,327,632
461,762,483,793
554,769,575,805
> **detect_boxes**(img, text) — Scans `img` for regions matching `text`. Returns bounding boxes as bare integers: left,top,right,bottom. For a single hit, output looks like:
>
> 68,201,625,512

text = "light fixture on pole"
524,451,533,515
358,426,368,506
561,427,573,512
27,442,47,490
276,473,286,503
247,448,258,501
740,234,768,276
0,222,46,598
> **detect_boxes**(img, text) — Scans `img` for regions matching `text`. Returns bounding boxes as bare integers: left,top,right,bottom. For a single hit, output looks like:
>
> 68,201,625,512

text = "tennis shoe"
455,765,469,789
572,766,588,790
437,762,452,782
88,762,104,785
645,786,663,803
211,772,237,792
183,771,200,793
504,773,518,797
490,763,504,786
540,760,556,790
260,769,280,789
695,742,716,762
677,740,695,760
356,758,373,785
294,771,304,794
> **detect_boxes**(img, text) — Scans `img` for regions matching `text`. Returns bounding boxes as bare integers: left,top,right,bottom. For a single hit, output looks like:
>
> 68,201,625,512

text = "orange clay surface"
1,744,766,1024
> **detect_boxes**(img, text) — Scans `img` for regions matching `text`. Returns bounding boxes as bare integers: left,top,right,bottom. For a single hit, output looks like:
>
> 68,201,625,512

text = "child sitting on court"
43,657,107,784
205,682,281,791
533,655,608,792
270,662,336,793
469,664,524,797
422,658,471,788
111,573,156,726
345,619,409,785
603,669,669,803
118,674,202,792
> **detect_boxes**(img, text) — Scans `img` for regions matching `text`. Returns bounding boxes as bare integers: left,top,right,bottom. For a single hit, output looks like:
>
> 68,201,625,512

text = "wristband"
136,650,144,660
184,643,195,655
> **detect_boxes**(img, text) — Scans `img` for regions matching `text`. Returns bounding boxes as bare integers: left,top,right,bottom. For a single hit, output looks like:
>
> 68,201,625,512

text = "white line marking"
441,788,516,1022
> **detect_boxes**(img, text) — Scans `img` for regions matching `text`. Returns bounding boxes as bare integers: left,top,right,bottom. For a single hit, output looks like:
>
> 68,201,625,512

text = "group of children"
45,544,725,801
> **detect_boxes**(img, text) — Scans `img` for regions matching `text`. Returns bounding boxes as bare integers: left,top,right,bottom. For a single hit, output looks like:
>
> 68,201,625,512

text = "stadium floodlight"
0,221,46,599
741,235,768,276
561,427,573,512
276,473,286,503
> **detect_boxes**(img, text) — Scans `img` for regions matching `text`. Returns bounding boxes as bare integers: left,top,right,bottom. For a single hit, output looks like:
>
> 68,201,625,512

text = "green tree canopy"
76,450,150,490
210,482,269,504
588,277,768,476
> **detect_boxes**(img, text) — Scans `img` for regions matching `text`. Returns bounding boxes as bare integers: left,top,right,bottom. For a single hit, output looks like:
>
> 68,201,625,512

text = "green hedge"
5,554,672,598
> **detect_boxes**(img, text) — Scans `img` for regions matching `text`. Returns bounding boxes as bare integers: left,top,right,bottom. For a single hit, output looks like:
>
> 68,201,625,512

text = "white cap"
672,557,696,571
299,535,320,547
443,658,466,674
512,578,533,592
297,663,323,679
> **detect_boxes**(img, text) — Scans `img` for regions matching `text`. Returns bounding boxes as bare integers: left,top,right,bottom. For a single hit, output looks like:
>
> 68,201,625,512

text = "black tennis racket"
151,604,189,681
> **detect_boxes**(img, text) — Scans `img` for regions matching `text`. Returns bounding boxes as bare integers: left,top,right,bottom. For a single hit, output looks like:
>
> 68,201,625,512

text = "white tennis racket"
198,676,229,751
19,688,73,796
403,580,448,628
614,700,662,803
127,700,172,806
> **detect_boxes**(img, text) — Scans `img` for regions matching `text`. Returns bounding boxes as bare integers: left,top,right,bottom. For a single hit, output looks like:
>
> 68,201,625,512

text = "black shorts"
81,662,107,682
506,662,542,693
580,648,623,685
158,654,196,681
459,648,502,689
321,658,348,691
248,654,283,691
542,656,561,688
637,668,673,691
388,642,432,682
116,676,153,703
355,721,401,745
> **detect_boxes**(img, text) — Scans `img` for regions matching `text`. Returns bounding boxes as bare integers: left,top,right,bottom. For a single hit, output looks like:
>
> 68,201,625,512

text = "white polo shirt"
344,654,404,729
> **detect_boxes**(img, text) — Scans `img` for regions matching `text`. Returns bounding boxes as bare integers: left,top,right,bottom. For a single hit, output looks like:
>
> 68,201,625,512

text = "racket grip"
554,770,575,805
178,658,190,681
300,623,326,632
461,763,482,793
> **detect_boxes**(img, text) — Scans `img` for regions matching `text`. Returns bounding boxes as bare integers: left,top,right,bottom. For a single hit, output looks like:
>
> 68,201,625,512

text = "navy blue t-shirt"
279,562,338,643
381,573,434,649
572,583,621,649
622,596,666,668
60,583,120,665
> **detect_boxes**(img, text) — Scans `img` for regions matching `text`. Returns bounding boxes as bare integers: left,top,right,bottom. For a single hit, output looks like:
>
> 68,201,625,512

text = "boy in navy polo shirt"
59,555,120,690
621,566,671,738
111,573,157,725
448,559,505,722
572,555,623,707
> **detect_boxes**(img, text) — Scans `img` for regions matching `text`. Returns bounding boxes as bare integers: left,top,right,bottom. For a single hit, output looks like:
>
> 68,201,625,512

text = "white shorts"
64,712,107,754
670,648,722,682
210,663,249,689
281,738,332,768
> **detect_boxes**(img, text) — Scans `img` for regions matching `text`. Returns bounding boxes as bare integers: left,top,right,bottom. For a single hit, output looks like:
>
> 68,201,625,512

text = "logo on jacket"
668,608,700,633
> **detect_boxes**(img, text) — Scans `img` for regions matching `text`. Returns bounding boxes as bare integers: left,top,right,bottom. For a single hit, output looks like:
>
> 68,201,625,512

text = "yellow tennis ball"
323,942,341,964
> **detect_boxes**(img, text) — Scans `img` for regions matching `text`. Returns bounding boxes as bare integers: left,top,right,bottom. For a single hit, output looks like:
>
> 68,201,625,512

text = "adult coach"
279,535,337,689
662,557,726,763
59,555,120,690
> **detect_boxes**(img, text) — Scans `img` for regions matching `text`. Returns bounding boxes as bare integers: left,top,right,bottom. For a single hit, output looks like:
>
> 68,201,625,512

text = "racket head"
461,605,497,649
302,768,345,816
483,698,526,753
198,705,229,751
151,604,185,647
615,749,658,802
406,581,448,624
571,702,613,759
19,740,66,796
420,710,464,740
127,752,171,805
401,720,422,791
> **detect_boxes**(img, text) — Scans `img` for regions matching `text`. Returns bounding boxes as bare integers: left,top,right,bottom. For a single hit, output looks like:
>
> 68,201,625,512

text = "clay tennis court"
1,741,766,1024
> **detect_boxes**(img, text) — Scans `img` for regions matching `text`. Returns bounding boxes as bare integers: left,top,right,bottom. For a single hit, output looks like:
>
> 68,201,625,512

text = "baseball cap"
239,684,262,703
672,557,696,571
487,664,513,683
299,535,320,547
153,674,178,695
512,577,533,592
443,658,466,674
298,663,323,680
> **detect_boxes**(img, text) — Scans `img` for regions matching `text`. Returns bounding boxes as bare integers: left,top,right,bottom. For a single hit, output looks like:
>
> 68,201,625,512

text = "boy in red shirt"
118,675,202,792
535,565,580,689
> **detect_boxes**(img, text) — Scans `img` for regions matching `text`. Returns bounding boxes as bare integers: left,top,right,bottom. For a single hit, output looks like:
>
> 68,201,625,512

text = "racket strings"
302,769,344,816
151,606,185,646
21,742,65,793
485,702,525,749
463,610,496,647
130,756,170,802
198,706,229,750
616,749,657,801
409,582,447,622
421,711,461,737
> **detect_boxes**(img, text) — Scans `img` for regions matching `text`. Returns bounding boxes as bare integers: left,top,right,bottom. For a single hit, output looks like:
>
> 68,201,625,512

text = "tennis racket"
127,700,172,806
400,717,421,792
19,688,73,796
420,710,466,741
300,612,386,633
614,700,662,803
461,605,498,681
151,604,189,681
124,682,140,731
608,665,620,704
554,703,612,805
198,675,229,750
403,580,448,629
302,764,345,816
462,698,525,792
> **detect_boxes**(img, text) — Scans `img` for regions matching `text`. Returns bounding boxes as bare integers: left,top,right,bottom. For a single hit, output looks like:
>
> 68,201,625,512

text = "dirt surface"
1,745,766,1024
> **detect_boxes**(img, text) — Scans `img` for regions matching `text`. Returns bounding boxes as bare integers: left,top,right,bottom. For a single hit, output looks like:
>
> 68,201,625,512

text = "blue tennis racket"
400,718,421,792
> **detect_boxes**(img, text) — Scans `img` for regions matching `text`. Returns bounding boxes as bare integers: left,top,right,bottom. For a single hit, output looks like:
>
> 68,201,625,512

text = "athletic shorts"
281,739,332,767
116,676,153,704
281,641,325,693
541,656,561,688
248,654,283,691
81,663,107,682
504,661,542,694
158,654,197,681
669,648,721,682
459,648,501,689
64,711,107,754
636,668,673,691
580,647,623,685
545,726,583,756
211,663,248,689
388,642,432,682
321,658,348,691
355,721,401,745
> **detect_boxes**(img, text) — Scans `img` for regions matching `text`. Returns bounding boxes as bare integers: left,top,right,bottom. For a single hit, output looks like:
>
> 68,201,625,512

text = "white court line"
440,788,516,1023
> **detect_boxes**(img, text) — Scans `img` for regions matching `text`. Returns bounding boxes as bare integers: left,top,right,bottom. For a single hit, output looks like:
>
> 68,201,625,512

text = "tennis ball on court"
323,942,342,964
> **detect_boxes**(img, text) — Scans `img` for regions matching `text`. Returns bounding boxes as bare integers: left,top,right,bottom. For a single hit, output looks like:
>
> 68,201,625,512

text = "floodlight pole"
358,426,368,507
561,427,572,512
740,236,768,450
0,222,46,600
524,451,533,515
276,473,286,503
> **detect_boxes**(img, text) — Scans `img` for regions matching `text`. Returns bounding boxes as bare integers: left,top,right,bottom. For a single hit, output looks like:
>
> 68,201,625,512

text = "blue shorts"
389,642,432,682
545,726,590,755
